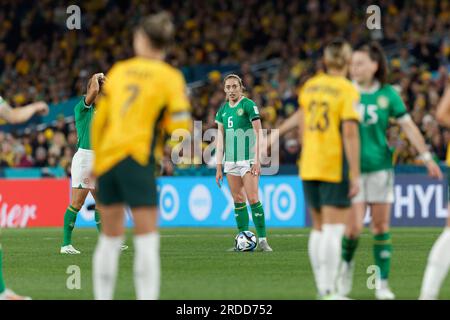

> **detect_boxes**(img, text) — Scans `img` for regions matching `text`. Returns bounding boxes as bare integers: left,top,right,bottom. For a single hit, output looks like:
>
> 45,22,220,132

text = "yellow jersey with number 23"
298,73,360,183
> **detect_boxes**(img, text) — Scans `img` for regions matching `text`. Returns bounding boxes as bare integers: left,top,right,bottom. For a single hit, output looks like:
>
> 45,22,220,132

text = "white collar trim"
354,80,380,94
229,96,244,107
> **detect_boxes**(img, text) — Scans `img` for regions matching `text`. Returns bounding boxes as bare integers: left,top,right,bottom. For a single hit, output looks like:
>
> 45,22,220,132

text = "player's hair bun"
324,38,352,71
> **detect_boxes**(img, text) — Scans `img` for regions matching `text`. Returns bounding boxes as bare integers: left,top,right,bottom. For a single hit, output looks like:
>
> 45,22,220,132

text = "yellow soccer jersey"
298,73,360,182
92,57,191,176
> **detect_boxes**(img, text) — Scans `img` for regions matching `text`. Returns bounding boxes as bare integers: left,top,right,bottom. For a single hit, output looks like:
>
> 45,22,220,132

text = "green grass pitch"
1,227,449,300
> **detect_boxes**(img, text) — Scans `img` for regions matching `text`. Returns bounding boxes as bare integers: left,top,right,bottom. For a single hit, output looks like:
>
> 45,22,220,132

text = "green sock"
234,203,249,232
0,245,5,294
95,209,101,232
62,205,79,246
373,232,392,280
250,201,266,238
342,236,359,263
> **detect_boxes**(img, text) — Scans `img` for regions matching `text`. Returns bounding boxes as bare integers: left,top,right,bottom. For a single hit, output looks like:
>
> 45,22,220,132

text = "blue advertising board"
74,174,448,228
75,176,305,228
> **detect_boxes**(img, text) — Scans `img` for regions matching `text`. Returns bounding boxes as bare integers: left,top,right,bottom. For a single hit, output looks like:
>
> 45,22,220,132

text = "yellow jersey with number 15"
298,73,360,183
92,57,191,176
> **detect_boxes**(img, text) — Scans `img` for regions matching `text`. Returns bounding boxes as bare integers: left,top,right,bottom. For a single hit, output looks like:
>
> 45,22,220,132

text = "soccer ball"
234,231,257,252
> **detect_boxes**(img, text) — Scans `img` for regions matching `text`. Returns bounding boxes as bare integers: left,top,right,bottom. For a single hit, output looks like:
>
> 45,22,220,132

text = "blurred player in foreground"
337,42,442,300
420,81,450,300
215,74,272,252
276,40,360,299
0,96,48,300
91,12,191,300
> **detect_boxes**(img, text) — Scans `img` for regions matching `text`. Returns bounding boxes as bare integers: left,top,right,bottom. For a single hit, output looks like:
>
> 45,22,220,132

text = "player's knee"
247,196,259,205
372,222,389,234
348,223,362,238
70,199,83,210
232,194,246,203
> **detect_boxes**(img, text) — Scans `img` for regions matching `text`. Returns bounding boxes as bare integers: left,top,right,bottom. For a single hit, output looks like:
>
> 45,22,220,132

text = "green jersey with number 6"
215,96,260,162
74,97,95,150
358,83,407,173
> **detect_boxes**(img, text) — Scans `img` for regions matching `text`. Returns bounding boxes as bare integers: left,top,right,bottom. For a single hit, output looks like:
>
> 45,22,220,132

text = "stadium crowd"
0,0,450,175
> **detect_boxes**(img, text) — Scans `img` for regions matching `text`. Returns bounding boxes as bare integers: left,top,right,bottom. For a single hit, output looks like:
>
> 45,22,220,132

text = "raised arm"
85,73,105,106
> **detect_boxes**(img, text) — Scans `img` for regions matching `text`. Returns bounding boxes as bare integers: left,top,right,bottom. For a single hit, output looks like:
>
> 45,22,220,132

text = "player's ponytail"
355,41,388,84
324,39,352,71
138,12,175,50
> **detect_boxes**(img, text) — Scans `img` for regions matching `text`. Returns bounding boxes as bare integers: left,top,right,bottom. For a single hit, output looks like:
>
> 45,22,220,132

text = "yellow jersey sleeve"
340,84,360,121
298,84,306,109
164,70,192,134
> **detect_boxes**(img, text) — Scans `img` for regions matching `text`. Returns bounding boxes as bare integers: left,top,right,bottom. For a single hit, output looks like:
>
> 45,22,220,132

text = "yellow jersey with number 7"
298,73,360,183
92,57,191,176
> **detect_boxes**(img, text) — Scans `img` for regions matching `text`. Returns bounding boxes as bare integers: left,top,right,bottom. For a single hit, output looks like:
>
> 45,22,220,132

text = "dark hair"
138,12,174,50
355,41,388,84
223,74,246,91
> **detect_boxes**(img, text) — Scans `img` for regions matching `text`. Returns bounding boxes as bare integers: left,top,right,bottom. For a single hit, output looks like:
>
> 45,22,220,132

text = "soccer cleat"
337,261,355,296
375,287,395,300
60,245,81,254
258,239,273,252
120,244,129,251
0,288,31,300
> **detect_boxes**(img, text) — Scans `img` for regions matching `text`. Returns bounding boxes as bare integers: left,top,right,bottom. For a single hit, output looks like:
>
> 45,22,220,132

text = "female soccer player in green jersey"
337,42,443,300
215,74,272,251
0,95,48,300
60,73,128,254
60,73,104,254
420,81,450,300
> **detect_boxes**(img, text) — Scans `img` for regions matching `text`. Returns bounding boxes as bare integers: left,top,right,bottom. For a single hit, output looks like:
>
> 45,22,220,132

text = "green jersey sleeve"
387,85,407,119
244,98,260,121
215,104,224,124
74,97,92,113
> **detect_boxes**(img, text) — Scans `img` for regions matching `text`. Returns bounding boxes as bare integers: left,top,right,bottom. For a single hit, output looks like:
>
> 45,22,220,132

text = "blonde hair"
139,12,174,49
324,39,352,70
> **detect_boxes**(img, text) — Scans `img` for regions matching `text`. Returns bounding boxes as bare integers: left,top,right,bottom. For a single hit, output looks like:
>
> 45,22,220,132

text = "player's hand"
31,101,49,116
425,160,443,179
216,167,223,188
250,162,261,176
348,176,360,198
89,73,104,93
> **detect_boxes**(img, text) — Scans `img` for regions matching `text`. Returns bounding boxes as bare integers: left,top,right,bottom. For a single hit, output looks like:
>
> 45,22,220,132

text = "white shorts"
71,148,95,189
352,169,394,204
224,160,253,177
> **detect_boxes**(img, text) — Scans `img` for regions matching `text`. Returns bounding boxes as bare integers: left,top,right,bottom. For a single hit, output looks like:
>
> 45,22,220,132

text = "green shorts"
302,179,351,210
97,157,157,207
